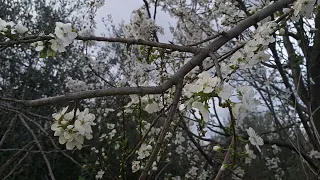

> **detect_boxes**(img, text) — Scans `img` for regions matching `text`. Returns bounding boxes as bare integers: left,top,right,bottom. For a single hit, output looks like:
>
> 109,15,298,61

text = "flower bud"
213,145,222,152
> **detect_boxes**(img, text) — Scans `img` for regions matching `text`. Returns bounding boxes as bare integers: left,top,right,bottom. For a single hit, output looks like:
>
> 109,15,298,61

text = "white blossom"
217,83,234,100
15,23,28,34
74,108,96,136
213,145,222,152
232,167,245,180
174,132,185,144
265,157,280,170
51,107,96,150
49,37,66,52
245,144,256,164
95,170,105,179
132,161,140,173
31,41,45,51
137,143,152,159
271,144,281,154
192,101,209,122
144,101,161,114
246,127,264,152
54,22,77,45
309,150,320,159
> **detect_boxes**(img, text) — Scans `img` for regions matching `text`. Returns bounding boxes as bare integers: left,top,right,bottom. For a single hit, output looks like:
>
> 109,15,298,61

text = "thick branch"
270,42,318,150
0,35,198,53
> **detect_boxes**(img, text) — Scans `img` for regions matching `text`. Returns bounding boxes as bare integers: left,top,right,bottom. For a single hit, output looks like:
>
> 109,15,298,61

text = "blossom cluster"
124,8,163,40
51,107,96,150
32,22,77,53
309,150,320,159
132,143,157,173
184,71,221,97
292,0,319,20
182,71,235,123
126,94,164,114
229,22,275,69
65,77,88,92
0,18,28,35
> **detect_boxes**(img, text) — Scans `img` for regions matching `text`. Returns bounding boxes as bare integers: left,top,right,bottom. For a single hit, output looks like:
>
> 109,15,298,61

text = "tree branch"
19,115,56,180
0,116,16,148
138,80,183,180
0,35,197,53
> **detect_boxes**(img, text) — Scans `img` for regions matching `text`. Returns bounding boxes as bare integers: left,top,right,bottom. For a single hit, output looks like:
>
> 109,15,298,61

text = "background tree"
1,0,320,180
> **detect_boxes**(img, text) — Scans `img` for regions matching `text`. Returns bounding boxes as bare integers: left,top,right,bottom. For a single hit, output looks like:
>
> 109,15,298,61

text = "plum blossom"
184,71,220,95
265,157,280,170
232,167,245,180
249,51,270,66
74,108,96,138
15,23,28,34
309,150,320,159
52,106,69,121
175,145,184,154
192,101,209,122
137,143,152,159
238,86,258,112
95,170,105,179
198,71,220,93
48,22,77,53
51,107,96,150
108,129,117,139
31,41,45,51
185,166,198,179
54,22,77,45
246,127,264,152
49,37,66,52
132,161,140,173
217,83,234,100
65,133,84,150
293,0,317,20
65,77,88,92
144,101,161,114
174,132,185,144
271,144,281,154
152,161,157,171
244,144,256,164
124,7,163,40
232,103,247,120
0,18,14,32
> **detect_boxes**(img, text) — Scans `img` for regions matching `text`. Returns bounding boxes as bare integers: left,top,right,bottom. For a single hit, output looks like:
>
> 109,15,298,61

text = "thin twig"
3,148,30,180
138,80,183,180
19,113,85,169
125,106,171,162
0,116,16,148
19,115,56,180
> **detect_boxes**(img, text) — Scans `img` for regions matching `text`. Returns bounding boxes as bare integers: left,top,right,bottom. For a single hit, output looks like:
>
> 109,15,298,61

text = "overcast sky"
95,0,175,42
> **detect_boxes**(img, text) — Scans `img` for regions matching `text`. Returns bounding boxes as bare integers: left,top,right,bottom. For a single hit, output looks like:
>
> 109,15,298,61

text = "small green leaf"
47,48,56,57
40,48,48,58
